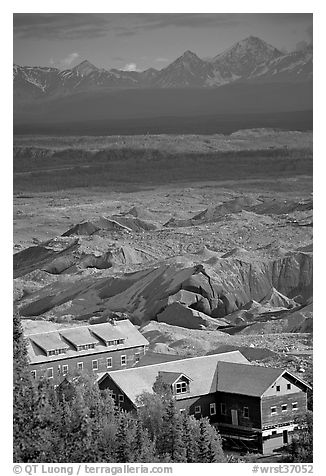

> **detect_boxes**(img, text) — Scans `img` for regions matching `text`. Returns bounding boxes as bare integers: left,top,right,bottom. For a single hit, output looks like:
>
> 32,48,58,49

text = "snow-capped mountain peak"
72,60,102,77
211,36,283,80
13,36,312,99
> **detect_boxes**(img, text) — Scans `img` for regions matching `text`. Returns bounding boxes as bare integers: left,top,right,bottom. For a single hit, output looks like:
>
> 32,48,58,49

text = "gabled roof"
29,332,69,353
60,327,98,348
27,320,149,364
90,322,125,343
100,351,249,404
158,371,192,386
135,351,184,367
217,362,285,397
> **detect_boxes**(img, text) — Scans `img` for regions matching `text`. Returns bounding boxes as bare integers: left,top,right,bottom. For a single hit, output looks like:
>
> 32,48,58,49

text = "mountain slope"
153,50,213,87
211,36,282,80
251,45,313,83
14,36,313,103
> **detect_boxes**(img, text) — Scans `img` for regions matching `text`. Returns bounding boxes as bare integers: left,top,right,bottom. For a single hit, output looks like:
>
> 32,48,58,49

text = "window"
282,404,287,412
107,357,112,368
272,430,277,435
175,382,188,394
31,370,36,379
121,355,126,366
47,367,53,379
49,348,65,356
276,385,281,392
195,406,201,414
112,393,117,402
210,403,216,416
118,394,124,403
271,406,277,415
135,353,140,363
292,402,298,411
243,407,249,419
287,383,292,390
78,344,95,351
62,365,68,375
220,403,227,415
92,360,98,371
77,362,83,371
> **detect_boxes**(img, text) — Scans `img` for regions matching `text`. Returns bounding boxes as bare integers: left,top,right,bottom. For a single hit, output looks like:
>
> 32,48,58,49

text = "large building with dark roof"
97,351,311,455
26,319,149,384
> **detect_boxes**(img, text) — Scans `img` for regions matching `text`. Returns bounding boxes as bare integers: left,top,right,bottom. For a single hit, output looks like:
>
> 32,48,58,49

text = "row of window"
109,391,125,404
105,339,125,346
220,403,249,418
77,344,96,351
193,403,217,416
46,338,126,356
182,403,249,418
31,353,141,379
271,402,298,414
48,349,66,356
276,383,292,392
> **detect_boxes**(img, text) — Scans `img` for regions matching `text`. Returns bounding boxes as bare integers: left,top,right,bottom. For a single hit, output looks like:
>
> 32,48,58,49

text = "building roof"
29,333,69,353
27,320,149,364
90,322,125,342
99,351,249,404
217,362,285,397
134,351,184,367
59,327,99,348
158,371,191,386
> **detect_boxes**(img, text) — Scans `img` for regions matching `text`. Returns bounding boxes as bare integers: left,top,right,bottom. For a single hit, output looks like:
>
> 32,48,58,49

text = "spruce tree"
286,411,313,463
13,307,30,381
158,399,186,462
197,418,212,462
136,391,165,440
182,413,197,462
115,412,131,462
197,418,225,463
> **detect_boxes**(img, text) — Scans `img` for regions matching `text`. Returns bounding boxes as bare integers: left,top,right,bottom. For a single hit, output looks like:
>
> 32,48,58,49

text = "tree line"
13,310,225,463
13,310,312,463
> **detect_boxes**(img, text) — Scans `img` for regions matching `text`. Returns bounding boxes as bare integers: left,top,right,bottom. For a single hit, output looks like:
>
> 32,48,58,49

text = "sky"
13,13,313,71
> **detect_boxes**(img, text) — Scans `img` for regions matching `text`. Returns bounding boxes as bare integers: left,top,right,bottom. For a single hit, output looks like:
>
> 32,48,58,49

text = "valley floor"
13,129,313,387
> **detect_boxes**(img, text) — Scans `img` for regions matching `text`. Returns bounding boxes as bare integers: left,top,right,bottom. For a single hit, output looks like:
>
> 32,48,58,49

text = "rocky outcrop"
164,196,313,227
17,250,312,328
62,217,132,236
111,214,158,231
14,236,154,278
157,302,227,330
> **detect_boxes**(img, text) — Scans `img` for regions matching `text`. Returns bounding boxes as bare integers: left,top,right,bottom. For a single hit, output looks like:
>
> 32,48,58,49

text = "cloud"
61,53,80,67
114,13,312,37
13,13,111,39
295,41,309,52
279,47,288,55
114,13,244,37
306,24,313,43
295,23,313,51
48,53,80,69
121,63,139,72
13,13,313,41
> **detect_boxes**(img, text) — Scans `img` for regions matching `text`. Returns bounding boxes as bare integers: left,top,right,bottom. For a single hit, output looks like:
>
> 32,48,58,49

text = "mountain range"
14,36,312,101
